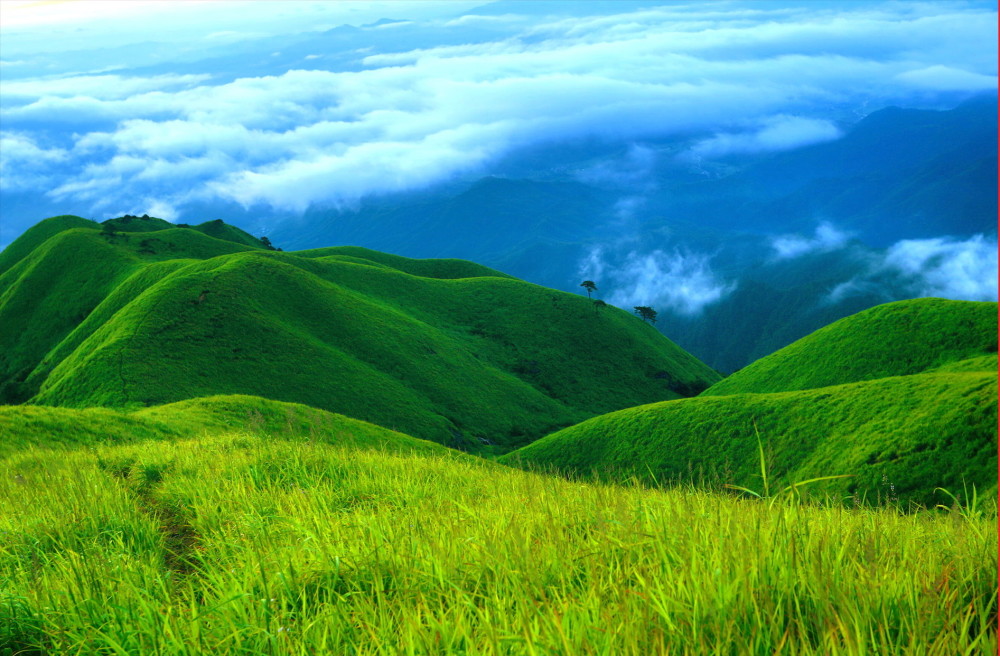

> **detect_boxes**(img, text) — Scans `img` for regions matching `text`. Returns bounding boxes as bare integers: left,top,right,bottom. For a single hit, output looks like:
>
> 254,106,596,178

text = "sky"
0,0,996,312
2,1,996,225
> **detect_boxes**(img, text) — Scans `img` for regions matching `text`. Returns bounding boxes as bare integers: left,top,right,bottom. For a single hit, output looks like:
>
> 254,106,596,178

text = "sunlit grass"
2,432,995,655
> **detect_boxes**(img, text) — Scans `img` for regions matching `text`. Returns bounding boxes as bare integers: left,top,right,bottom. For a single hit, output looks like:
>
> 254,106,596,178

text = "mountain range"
270,95,997,373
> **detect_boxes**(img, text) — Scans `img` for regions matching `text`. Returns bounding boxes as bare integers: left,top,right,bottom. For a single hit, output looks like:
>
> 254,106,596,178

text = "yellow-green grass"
1,433,995,655
0,395,450,460
500,367,998,507
5,220,717,449
703,298,997,396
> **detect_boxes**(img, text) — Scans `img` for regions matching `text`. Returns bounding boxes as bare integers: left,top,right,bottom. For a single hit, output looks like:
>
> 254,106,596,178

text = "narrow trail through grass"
2,432,995,655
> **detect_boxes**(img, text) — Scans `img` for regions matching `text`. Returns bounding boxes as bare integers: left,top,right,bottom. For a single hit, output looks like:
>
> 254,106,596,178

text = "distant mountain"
501,299,998,506
271,97,997,373
656,95,997,243
0,216,719,450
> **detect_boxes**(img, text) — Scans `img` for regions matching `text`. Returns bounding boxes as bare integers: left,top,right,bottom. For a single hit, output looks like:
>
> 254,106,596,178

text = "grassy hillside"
104,215,269,249
0,394,449,460
501,365,997,507
703,298,997,396
3,217,719,449
0,215,96,276
1,431,994,655
0,227,258,403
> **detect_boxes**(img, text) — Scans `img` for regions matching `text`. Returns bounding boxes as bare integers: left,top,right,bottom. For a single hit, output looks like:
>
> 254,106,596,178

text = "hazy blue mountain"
270,96,996,372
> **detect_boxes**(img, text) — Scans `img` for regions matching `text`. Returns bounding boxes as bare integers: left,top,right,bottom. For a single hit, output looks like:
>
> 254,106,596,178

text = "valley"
0,214,996,654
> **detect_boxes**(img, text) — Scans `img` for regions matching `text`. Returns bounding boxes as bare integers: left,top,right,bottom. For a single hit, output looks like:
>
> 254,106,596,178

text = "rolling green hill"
105,215,270,250
0,394,448,459
0,224,259,403
500,365,997,506
702,298,997,396
1,216,720,450
501,298,998,506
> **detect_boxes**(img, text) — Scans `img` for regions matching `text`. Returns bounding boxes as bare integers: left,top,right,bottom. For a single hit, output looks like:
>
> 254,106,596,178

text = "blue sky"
0,0,996,248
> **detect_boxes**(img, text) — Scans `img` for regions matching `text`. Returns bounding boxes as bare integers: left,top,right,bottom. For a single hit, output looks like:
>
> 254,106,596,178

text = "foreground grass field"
2,432,995,655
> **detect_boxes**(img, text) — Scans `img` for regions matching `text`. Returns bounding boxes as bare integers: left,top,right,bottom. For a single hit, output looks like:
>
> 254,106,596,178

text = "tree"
593,299,607,314
260,236,276,251
633,306,657,324
580,280,597,298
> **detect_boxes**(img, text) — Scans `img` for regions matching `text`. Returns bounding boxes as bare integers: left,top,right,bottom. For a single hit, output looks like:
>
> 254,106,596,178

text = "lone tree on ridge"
634,306,657,324
580,280,597,298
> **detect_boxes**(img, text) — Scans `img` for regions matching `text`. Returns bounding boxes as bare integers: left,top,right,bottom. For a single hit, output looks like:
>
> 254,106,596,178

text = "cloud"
576,144,658,189
579,247,736,316
0,73,211,104
883,234,998,301
1,1,996,218
828,234,998,303
0,132,69,190
772,222,852,259
895,65,998,92
687,116,842,159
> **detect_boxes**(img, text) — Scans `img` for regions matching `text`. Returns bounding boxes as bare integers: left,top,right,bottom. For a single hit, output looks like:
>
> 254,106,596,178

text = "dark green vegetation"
703,298,998,396
0,215,719,450
502,300,998,507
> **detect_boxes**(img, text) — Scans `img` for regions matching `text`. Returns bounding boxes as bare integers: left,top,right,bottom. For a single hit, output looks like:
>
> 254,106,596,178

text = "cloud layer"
771,222,853,259
1,1,996,220
828,234,998,304
579,247,736,316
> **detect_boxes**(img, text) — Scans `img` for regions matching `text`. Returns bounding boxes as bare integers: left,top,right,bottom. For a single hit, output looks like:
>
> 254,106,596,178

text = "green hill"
2,216,720,450
0,214,96,276
0,226,258,403
0,394,448,459
104,215,269,250
702,298,997,396
500,365,997,506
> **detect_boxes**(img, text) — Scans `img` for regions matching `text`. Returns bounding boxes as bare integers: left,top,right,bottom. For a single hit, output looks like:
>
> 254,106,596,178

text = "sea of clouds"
1,1,996,223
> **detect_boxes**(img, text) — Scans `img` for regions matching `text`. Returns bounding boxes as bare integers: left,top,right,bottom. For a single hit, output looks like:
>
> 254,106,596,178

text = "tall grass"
2,432,995,655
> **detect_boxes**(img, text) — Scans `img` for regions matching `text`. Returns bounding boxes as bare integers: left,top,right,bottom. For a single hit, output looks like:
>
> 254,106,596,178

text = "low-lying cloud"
687,116,842,160
829,234,998,303
579,247,736,316
771,222,852,259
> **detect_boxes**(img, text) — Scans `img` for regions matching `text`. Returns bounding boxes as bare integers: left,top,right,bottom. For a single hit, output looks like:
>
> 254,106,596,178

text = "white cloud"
688,116,843,159
579,247,736,316
827,234,998,304
1,1,996,217
1,73,211,102
895,65,997,92
883,235,998,301
0,132,69,191
772,222,852,259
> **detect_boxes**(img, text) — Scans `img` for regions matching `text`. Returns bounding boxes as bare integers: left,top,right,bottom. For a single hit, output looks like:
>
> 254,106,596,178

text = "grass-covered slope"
1,431,994,655
0,227,257,403
703,298,997,396
0,215,96,276
501,366,997,506
0,394,447,460
104,215,269,249
4,216,719,449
